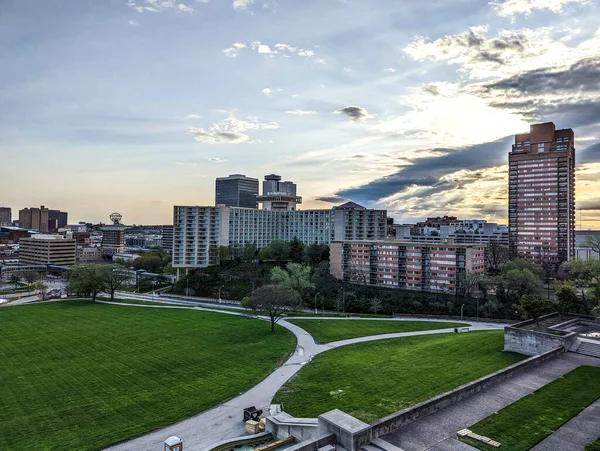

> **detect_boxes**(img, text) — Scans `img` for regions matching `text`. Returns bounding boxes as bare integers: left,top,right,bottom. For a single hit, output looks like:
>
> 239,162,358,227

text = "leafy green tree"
497,269,543,305
240,296,253,310
520,294,550,328
271,263,314,304
289,237,305,263
556,284,578,318
312,262,338,296
68,265,107,302
250,285,301,332
133,254,163,273
218,246,231,263
242,243,257,262
305,244,330,266
268,240,290,261
102,266,131,301
163,262,176,275
32,280,48,299
502,259,544,280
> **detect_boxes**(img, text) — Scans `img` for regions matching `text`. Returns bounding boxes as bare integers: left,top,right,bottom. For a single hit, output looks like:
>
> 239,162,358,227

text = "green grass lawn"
97,297,192,307
0,300,295,450
460,365,600,451
274,331,524,423
586,436,600,451
287,319,469,343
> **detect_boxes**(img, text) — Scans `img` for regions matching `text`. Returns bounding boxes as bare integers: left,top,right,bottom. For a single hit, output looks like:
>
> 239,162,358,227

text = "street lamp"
218,285,224,304
476,298,480,323
314,292,320,314
461,303,465,321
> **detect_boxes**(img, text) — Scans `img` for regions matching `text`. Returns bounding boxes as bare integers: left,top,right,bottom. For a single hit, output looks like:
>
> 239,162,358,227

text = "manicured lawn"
586,436,600,451
460,366,600,450
274,331,524,423
97,297,192,307
287,319,469,343
0,300,295,450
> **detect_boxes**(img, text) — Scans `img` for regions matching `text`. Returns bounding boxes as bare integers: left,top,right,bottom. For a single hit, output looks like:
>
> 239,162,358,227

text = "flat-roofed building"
19,234,76,266
0,207,11,226
19,206,49,232
330,239,485,293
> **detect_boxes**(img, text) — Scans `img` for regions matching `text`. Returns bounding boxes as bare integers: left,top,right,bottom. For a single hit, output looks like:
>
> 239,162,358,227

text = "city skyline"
2,0,600,226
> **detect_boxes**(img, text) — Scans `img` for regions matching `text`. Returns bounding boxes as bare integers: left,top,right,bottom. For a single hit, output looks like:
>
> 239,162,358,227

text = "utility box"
165,436,183,451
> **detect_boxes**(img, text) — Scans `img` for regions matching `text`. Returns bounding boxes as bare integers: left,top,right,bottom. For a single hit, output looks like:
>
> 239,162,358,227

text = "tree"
520,294,550,328
10,274,20,290
289,237,305,263
23,270,39,286
271,263,314,304
502,259,544,280
242,243,257,262
305,244,330,266
497,268,544,305
485,241,509,274
556,284,578,318
369,298,382,315
102,266,131,301
68,265,107,302
312,262,338,296
32,280,48,300
250,285,301,332
268,240,290,262
584,234,600,257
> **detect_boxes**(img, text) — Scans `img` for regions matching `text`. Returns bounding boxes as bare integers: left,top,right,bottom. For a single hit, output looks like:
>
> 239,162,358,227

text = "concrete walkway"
103,301,504,451
381,353,600,451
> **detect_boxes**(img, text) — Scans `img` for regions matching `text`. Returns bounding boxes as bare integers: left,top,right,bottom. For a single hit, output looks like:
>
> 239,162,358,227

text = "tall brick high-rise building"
509,122,575,267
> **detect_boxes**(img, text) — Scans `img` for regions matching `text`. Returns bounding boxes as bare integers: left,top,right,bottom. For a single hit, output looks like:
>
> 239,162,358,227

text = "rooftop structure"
215,174,259,209
257,174,302,211
19,234,76,266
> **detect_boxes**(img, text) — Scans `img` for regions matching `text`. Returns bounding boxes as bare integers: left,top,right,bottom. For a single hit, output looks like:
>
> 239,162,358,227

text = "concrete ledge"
318,410,370,451
283,434,336,451
369,346,564,439
267,413,319,442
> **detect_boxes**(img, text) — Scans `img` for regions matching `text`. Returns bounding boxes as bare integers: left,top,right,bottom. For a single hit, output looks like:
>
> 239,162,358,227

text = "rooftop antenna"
109,212,122,225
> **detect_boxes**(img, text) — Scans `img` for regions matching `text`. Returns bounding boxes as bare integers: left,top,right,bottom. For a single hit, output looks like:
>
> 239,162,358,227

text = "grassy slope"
274,331,524,423
461,365,600,451
0,301,295,450
287,319,469,343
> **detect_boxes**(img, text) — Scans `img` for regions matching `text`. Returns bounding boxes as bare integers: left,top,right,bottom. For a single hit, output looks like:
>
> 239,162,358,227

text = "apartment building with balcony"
509,122,575,266
330,239,485,293
172,202,387,273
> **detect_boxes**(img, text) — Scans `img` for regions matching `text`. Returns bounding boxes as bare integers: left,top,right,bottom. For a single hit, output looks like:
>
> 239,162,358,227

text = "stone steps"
575,341,600,358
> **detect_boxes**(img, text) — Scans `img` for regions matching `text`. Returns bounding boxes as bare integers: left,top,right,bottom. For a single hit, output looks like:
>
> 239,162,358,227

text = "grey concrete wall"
318,410,371,451
267,420,319,442
504,327,575,356
284,434,336,451
369,347,564,439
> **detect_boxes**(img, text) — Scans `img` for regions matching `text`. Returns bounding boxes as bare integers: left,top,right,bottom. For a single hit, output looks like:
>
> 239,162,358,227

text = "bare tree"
250,284,301,332
584,234,600,258
369,297,382,315
485,241,509,274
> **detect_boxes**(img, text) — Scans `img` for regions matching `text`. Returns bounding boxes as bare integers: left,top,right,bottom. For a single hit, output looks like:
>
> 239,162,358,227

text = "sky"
1,0,600,227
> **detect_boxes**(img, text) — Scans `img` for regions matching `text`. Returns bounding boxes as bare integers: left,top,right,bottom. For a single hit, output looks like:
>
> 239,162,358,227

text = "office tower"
509,122,575,266
19,206,49,232
101,213,125,256
19,235,76,266
329,239,485,293
257,174,303,211
0,207,11,225
48,210,68,231
215,174,259,209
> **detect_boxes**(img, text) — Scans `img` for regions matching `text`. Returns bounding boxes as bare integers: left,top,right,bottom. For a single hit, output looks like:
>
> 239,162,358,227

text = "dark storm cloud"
331,137,512,204
484,57,600,95
476,51,505,64
580,141,600,164
578,200,600,211
316,195,347,203
422,85,441,96
336,106,371,121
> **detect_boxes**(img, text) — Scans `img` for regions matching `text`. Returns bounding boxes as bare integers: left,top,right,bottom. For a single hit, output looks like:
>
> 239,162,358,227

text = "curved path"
95,301,504,451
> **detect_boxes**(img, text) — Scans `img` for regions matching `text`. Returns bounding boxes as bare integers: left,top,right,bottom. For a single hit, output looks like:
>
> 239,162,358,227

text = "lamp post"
314,292,320,314
218,285,224,304
477,298,480,322
342,287,345,313
461,303,465,321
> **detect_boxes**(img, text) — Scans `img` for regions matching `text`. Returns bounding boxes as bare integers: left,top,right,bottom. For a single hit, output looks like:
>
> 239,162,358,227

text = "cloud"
126,0,195,13
490,0,590,17
128,19,140,26
188,114,279,144
331,137,511,205
178,3,194,12
222,42,247,57
183,113,202,120
252,41,275,55
298,50,315,57
343,67,352,73
384,68,396,73
262,88,272,96
175,161,198,166
335,106,373,122
285,110,317,115
233,0,253,10
274,43,298,52
208,157,227,163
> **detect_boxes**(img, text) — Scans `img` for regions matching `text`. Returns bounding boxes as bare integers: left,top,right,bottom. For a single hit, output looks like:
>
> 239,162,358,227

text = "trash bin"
165,436,183,451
